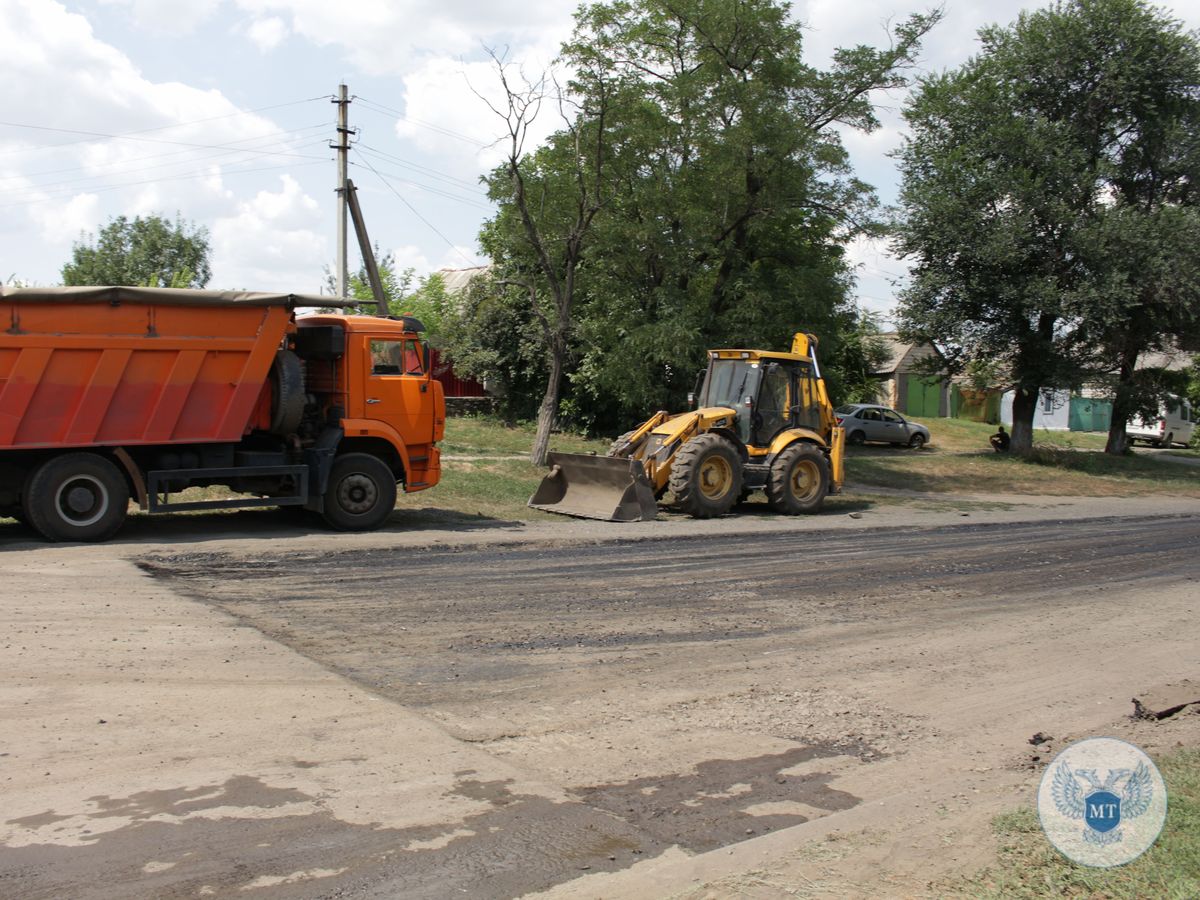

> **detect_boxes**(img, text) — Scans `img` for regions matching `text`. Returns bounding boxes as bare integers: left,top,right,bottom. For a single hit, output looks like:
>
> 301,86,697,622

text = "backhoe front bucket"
528,452,658,522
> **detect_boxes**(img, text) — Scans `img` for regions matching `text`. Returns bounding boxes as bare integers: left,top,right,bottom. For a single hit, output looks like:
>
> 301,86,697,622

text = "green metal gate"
906,376,941,418
1068,396,1112,432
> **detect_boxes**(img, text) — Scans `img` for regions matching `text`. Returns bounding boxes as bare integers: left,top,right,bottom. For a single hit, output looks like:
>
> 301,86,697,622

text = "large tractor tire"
607,431,636,458
668,433,743,519
23,452,130,542
765,442,829,515
322,453,397,531
269,349,305,436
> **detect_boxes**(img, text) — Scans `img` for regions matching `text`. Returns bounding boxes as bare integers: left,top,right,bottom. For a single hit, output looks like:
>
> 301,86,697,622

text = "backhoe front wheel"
766,443,829,515
668,433,742,519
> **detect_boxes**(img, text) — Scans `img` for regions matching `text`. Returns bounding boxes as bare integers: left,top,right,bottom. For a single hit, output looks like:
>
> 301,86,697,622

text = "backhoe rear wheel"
766,442,829,515
668,433,742,519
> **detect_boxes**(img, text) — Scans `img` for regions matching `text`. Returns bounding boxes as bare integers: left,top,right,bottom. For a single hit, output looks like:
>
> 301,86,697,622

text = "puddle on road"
2,747,861,898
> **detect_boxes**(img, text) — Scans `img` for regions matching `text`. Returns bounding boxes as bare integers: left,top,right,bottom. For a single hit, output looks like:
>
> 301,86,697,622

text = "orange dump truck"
0,286,444,541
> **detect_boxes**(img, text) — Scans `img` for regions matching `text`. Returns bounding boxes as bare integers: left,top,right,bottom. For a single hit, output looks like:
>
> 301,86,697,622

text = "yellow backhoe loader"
529,332,845,521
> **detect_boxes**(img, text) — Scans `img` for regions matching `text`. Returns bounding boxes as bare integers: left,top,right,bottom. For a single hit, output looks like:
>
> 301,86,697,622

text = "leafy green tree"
480,0,939,451
894,0,1200,454
62,214,211,288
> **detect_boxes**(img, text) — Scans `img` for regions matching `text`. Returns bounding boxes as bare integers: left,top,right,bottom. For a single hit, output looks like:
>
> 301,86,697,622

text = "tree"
894,0,1200,454
480,0,939,452
479,52,615,465
62,214,211,288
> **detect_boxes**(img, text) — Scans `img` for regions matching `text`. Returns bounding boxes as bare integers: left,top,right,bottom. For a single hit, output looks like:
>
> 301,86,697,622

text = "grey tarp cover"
0,286,361,308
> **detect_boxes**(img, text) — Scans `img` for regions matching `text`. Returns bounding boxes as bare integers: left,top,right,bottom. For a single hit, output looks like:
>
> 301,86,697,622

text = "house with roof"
869,333,951,417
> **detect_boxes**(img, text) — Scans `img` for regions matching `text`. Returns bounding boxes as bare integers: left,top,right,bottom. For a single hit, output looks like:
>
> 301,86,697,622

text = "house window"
1042,392,1054,413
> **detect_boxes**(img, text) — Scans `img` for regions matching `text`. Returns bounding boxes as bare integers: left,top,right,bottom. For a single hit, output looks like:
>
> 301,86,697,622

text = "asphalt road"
128,513,1200,897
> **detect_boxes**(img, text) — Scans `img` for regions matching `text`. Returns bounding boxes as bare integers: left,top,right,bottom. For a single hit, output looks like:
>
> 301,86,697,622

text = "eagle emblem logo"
1052,760,1154,846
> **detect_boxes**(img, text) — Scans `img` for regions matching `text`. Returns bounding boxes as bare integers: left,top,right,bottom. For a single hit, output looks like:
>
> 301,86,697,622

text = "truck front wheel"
322,453,397,531
24,453,130,542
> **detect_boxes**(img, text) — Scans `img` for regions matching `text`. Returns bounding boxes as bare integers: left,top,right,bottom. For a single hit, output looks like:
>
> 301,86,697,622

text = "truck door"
364,336,435,446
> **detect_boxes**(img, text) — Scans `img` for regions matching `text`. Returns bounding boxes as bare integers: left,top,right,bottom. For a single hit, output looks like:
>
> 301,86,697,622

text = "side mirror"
423,342,431,375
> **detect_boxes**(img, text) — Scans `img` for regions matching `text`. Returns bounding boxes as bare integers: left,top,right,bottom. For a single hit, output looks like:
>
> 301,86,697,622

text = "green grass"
942,748,1200,899
439,414,610,456
846,446,1199,497
907,416,1109,453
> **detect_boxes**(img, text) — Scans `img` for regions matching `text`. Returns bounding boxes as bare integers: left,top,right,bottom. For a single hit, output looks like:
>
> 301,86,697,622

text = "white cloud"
232,0,571,75
29,191,101,244
99,0,223,34
0,0,333,287
244,15,288,51
211,174,326,289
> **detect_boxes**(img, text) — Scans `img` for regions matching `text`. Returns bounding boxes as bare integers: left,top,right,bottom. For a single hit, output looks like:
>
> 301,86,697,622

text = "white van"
1127,397,1195,448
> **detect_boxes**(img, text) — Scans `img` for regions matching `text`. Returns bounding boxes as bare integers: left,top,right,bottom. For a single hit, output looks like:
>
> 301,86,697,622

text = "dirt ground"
1,493,1198,898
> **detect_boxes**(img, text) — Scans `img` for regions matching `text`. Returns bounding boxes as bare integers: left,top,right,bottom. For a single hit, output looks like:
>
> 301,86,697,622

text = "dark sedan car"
835,403,931,449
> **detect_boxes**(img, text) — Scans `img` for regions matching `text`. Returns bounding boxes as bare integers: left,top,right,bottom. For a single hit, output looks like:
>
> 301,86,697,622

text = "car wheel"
909,433,926,450
668,433,743,519
847,430,866,446
765,443,830,515
322,453,398,531
23,453,130,542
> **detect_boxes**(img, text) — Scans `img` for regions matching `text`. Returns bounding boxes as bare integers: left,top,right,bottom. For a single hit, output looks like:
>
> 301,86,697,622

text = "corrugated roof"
871,333,915,374
437,266,490,295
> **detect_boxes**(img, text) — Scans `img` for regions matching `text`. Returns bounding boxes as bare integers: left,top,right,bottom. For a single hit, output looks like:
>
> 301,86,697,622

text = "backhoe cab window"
701,360,760,409
371,339,425,376
701,359,760,443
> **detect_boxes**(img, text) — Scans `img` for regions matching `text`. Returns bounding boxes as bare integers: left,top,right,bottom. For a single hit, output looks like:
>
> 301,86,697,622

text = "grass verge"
942,748,1200,899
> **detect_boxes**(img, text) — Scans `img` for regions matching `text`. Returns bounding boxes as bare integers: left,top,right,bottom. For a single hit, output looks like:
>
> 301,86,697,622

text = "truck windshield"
701,359,760,409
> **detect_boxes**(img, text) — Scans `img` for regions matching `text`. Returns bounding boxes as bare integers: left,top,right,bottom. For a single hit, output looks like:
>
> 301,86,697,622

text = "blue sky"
2,0,1197,321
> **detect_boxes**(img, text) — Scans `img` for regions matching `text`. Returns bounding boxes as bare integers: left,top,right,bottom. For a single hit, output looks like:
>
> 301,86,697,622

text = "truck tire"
766,442,829,515
269,349,305,436
668,433,742,519
322,453,397,531
23,453,130,542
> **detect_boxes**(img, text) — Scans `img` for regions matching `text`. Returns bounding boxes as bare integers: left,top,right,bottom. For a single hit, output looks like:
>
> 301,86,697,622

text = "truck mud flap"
528,452,658,522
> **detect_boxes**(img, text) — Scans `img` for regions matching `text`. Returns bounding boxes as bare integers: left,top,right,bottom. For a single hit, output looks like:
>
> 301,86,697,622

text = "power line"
0,124,330,186
0,138,330,203
0,133,331,199
352,149,479,268
348,160,491,211
0,96,329,158
0,159,327,213
356,143,486,193
355,96,490,149
0,120,332,161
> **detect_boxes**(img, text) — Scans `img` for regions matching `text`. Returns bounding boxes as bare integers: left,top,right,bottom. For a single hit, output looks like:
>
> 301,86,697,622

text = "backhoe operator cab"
529,332,845,522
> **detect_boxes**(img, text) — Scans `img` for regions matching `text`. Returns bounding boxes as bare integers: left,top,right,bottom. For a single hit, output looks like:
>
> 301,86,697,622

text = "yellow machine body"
529,332,845,521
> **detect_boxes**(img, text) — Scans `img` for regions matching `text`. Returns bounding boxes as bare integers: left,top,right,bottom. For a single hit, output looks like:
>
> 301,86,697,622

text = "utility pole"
332,84,351,298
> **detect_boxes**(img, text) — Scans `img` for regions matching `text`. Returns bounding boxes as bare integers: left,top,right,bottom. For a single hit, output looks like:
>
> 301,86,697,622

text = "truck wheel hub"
337,474,378,514
56,476,107,525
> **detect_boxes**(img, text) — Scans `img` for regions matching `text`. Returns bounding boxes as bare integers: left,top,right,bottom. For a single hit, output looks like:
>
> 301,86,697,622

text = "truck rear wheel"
322,453,397,531
23,453,130,542
668,433,742,519
766,443,829,515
